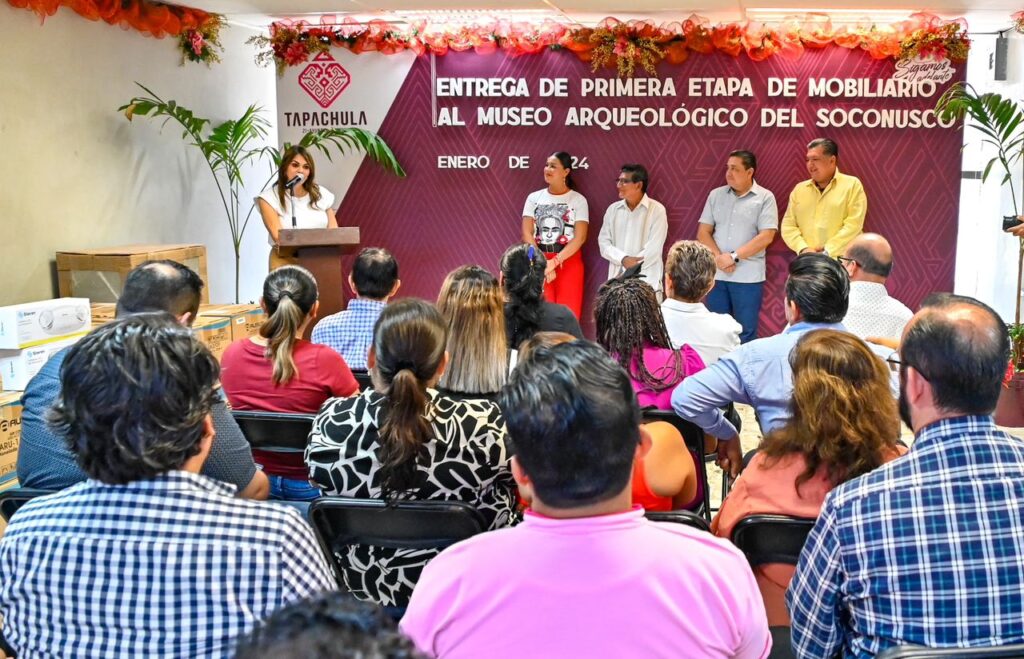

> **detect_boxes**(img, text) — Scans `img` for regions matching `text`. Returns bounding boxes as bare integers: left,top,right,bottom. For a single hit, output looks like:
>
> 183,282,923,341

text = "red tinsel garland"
6,0,214,38
250,12,972,74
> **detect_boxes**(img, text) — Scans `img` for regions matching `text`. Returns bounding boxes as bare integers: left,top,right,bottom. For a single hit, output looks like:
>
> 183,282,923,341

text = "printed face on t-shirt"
533,203,574,245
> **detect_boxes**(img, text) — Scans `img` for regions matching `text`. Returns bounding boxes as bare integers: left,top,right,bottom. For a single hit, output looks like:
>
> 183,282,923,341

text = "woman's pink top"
712,446,908,625
629,344,705,410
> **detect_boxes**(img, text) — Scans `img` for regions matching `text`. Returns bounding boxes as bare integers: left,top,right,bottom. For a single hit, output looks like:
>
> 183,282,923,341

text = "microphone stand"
289,184,297,228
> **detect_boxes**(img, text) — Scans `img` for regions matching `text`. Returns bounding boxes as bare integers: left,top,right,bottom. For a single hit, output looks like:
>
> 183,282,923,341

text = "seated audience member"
306,299,516,608
312,247,400,370
840,233,913,342
661,240,742,365
595,275,704,410
435,266,507,400
401,341,771,658
712,329,905,626
672,253,896,477
789,294,1024,657
516,330,697,512
17,260,268,500
500,243,582,349
221,265,358,501
0,314,334,657
235,592,422,659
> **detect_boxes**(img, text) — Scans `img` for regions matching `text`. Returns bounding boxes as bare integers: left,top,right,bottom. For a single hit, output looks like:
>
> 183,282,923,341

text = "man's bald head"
900,293,1010,416
115,260,204,324
844,233,894,279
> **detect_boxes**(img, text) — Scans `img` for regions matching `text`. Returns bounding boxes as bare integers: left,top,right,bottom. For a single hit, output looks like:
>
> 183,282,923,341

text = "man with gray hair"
661,240,742,365
781,137,867,257
839,232,913,341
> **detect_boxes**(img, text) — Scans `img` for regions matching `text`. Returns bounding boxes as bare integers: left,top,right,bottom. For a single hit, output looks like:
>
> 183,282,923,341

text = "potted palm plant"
936,82,1024,425
118,83,405,302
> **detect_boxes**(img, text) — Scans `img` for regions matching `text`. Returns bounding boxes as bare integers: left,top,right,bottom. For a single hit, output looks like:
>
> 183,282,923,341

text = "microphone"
284,173,305,190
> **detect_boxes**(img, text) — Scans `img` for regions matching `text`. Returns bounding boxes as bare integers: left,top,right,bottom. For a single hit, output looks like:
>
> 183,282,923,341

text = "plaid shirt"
788,415,1024,658
311,298,386,371
0,471,336,658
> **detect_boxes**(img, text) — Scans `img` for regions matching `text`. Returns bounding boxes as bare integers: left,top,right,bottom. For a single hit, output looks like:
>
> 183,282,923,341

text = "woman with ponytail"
220,265,358,501
306,298,516,608
500,243,582,350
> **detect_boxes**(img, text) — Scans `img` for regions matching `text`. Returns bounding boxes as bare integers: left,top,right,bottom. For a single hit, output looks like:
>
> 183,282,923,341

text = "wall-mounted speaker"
994,34,1008,81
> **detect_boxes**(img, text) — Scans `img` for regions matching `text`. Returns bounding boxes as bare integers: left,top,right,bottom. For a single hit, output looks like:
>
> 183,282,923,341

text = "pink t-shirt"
401,507,771,659
629,344,706,410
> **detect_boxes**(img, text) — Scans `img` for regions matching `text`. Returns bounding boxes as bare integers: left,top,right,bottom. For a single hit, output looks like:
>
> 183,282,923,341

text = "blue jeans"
268,475,321,501
706,280,764,343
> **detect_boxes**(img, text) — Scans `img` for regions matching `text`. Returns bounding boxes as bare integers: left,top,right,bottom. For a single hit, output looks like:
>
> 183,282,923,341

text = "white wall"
955,28,1024,323
0,6,277,304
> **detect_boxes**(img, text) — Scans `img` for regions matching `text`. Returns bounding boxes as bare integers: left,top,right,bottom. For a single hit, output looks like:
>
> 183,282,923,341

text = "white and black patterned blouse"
305,388,517,607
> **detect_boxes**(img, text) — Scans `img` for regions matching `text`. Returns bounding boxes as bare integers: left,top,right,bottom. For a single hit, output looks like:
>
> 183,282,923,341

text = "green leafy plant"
936,82,1024,342
118,82,405,302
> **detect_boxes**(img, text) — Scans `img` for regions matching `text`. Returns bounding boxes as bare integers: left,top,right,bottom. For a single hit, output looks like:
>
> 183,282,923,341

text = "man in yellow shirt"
781,138,867,256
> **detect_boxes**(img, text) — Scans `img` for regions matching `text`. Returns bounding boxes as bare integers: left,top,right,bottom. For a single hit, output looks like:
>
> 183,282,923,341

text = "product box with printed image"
0,298,91,350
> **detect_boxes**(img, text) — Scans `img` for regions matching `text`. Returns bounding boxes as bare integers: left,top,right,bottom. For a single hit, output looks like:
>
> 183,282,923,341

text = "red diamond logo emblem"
298,52,351,109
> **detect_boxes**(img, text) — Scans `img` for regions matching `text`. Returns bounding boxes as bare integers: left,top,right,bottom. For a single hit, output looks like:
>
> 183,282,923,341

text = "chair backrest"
640,408,711,519
0,488,55,522
644,509,711,532
876,644,1024,658
231,410,316,453
350,369,373,391
730,514,817,567
307,498,487,587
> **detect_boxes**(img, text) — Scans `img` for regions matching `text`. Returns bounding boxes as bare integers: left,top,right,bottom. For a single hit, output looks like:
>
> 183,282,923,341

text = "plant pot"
995,372,1024,428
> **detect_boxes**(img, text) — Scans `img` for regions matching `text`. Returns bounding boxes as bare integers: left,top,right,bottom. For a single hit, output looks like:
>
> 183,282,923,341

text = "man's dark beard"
898,375,913,431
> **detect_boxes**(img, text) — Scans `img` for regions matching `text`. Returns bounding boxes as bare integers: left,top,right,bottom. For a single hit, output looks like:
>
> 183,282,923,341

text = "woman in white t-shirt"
258,146,337,270
521,152,589,319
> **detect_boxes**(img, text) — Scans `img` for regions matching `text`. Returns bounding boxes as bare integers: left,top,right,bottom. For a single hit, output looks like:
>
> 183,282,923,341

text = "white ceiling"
211,0,1021,33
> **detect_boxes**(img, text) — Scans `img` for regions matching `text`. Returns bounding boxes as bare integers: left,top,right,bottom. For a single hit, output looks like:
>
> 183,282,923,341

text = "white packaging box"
0,336,81,390
0,298,91,349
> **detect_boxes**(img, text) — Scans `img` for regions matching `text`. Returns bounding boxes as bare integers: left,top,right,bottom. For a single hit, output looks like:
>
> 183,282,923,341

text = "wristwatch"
730,251,739,264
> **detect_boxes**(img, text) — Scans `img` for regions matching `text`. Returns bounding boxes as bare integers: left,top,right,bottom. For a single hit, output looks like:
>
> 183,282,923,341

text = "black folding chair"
350,369,373,391
730,514,816,567
0,488,55,522
640,408,711,520
307,498,487,596
877,644,1024,658
231,410,316,452
644,509,711,532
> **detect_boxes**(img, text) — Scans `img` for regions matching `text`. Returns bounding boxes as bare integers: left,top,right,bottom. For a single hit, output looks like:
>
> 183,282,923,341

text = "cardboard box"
0,392,22,488
192,316,233,361
198,304,263,342
56,244,209,304
90,303,117,326
0,337,81,391
0,298,91,349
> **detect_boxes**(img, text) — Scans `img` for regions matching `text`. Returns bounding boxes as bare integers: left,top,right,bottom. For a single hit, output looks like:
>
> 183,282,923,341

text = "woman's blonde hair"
436,266,507,395
259,265,318,385
761,329,901,492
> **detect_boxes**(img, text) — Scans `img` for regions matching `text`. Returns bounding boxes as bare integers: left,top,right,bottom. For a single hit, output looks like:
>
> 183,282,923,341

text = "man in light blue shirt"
697,150,778,343
312,247,400,370
672,253,895,476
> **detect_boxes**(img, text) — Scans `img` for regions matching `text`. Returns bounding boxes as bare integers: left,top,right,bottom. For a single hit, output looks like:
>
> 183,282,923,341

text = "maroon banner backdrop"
336,48,964,337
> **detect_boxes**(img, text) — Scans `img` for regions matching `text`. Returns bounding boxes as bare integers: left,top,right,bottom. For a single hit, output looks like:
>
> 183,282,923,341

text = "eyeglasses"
836,256,859,268
615,178,638,186
885,354,901,372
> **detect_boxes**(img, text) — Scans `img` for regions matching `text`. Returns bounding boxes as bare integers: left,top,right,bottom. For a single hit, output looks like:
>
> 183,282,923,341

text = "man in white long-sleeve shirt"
598,164,669,295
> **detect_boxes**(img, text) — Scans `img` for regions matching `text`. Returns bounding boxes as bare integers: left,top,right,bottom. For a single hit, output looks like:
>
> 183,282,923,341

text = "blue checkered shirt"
788,415,1024,658
0,471,336,658
311,298,386,371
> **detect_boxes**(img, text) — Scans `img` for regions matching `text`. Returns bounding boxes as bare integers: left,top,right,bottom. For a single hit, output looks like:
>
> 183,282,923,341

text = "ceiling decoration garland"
249,12,972,77
7,0,221,41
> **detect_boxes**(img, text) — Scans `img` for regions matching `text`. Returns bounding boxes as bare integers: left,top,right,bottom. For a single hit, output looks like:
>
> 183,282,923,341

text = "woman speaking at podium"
258,146,338,270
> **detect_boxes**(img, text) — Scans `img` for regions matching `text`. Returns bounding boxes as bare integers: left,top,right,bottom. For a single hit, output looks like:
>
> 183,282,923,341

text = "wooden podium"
278,227,360,326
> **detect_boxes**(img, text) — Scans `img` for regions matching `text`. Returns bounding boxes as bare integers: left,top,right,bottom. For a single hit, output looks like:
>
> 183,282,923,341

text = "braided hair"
594,276,685,392
500,243,547,348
